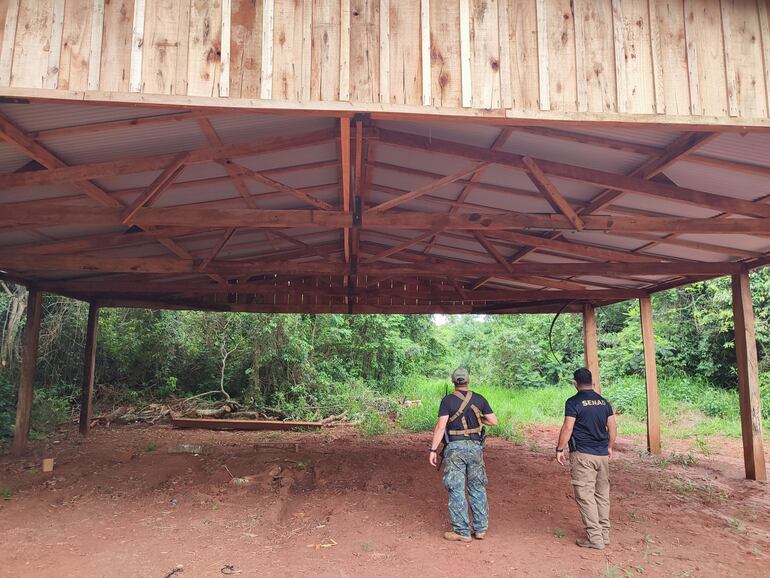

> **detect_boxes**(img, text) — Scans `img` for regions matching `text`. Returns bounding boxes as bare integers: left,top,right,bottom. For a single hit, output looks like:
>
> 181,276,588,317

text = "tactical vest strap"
447,390,484,436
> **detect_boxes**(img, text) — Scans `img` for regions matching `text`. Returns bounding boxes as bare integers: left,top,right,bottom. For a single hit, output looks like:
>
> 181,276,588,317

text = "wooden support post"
582,304,601,393
79,303,100,436
10,288,43,456
731,273,767,481
639,296,661,455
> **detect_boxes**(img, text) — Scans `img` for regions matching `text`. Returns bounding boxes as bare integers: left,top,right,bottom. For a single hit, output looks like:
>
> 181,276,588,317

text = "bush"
358,412,389,436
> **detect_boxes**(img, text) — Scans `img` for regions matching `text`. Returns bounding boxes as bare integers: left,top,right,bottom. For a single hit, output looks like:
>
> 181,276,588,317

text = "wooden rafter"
198,228,237,271
0,253,742,278
196,116,257,209
522,156,585,230
121,152,190,223
5,205,770,234
375,128,770,219
366,162,490,213
0,128,337,189
225,161,335,210
423,127,512,255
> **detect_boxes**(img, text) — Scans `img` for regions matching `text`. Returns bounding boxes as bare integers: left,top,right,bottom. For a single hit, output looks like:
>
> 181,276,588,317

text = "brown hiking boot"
473,531,486,540
576,538,605,550
444,531,472,543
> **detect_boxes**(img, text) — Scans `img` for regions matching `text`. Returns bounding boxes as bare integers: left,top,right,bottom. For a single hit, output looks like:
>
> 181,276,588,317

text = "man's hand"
429,451,438,468
608,447,613,460
556,450,566,466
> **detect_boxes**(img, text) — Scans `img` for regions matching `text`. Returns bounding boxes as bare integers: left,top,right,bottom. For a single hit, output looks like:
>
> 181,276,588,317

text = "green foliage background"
0,268,768,441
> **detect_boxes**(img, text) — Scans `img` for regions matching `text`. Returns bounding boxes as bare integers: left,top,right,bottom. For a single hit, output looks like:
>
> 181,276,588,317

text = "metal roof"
0,99,768,314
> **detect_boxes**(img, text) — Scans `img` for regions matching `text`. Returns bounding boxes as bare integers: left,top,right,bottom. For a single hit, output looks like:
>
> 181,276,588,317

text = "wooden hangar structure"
0,0,768,480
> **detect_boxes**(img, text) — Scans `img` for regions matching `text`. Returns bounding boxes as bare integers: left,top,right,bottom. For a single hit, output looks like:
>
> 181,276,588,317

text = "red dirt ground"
1,423,768,577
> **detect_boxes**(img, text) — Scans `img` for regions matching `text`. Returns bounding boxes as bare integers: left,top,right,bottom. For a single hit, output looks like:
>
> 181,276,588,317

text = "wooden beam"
79,303,100,436
121,152,190,223
11,288,43,456
0,129,337,190
227,161,335,210
341,118,352,262
0,111,120,208
366,162,489,213
731,273,767,481
198,228,237,271
43,278,647,303
10,228,208,256
365,230,438,263
196,116,257,209
0,253,742,278
375,129,770,219
639,296,661,455
486,231,666,263
580,132,718,214
583,304,601,393
522,156,585,230
5,205,770,235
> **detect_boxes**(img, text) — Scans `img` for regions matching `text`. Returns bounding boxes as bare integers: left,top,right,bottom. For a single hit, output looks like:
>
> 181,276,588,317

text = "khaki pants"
570,451,610,544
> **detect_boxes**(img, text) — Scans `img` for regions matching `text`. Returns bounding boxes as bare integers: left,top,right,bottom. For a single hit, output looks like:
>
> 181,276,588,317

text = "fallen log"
171,417,323,431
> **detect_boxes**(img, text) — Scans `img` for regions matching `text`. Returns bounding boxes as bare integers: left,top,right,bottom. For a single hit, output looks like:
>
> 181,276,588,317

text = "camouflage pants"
442,440,488,536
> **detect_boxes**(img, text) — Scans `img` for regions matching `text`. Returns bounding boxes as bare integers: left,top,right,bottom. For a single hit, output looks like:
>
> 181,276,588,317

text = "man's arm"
555,416,576,466
481,412,498,426
429,415,449,467
607,414,617,459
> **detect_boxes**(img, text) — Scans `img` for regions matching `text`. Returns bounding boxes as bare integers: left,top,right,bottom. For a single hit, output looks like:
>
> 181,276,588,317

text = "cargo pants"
570,451,610,545
442,440,489,537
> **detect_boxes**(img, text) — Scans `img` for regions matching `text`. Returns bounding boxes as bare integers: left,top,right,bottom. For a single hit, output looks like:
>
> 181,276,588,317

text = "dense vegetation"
1,269,768,444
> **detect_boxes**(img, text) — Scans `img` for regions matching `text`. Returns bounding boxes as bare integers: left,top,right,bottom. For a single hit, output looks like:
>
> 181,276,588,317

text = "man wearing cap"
555,367,617,550
429,368,498,542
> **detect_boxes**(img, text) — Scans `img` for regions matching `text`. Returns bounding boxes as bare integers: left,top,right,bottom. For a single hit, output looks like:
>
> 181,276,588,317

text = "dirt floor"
1,423,768,578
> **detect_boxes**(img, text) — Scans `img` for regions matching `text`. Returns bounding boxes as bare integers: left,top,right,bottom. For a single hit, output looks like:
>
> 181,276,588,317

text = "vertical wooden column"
731,273,766,481
582,304,601,392
639,296,661,455
10,288,43,457
79,303,100,436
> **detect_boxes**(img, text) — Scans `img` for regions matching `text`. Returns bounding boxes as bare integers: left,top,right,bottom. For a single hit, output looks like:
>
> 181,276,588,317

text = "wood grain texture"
10,288,42,456
57,0,91,91
350,0,379,102
470,0,501,109
311,0,341,101
0,0,21,86
388,0,420,105
100,0,135,93
229,0,261,98
0,0,767,122
186,0,223,97
654,0,690,115
429,0,461,107
545,0,576,112
639,296,661,455
129,0,145,92
731,273,767,480
720,0,767,117
11,0,53,88
142,0,191,96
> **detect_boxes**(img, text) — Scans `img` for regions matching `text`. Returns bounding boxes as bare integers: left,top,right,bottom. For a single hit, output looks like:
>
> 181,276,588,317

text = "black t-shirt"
564,389,614,456
438,391,493,442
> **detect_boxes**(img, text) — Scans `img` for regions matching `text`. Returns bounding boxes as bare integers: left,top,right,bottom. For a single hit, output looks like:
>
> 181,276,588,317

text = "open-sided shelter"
0,0,767,480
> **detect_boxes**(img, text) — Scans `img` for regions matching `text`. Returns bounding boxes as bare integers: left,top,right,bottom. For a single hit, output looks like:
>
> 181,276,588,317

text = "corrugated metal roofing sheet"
0,103,179,132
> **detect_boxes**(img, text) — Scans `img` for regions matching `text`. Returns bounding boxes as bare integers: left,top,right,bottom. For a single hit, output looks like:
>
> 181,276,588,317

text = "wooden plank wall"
0,0,769,122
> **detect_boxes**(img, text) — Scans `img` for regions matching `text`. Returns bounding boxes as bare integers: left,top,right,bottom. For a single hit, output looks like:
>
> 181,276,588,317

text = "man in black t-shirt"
429,368,497,542
555,368,617,550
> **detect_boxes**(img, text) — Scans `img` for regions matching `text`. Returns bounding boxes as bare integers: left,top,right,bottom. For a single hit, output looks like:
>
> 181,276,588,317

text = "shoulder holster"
447,390,484,437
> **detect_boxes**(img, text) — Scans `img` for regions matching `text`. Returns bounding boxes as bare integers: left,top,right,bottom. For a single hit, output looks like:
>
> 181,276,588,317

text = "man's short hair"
573,367,593,386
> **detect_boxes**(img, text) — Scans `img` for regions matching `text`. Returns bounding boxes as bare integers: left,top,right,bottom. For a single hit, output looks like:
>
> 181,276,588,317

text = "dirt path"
1,424,768,577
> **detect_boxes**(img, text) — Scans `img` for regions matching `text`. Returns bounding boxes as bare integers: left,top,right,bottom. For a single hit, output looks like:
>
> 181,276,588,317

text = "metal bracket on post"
353,195,362,228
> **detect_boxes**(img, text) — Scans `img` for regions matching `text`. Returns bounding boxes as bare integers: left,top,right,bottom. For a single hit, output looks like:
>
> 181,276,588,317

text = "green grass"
396,376,767,441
